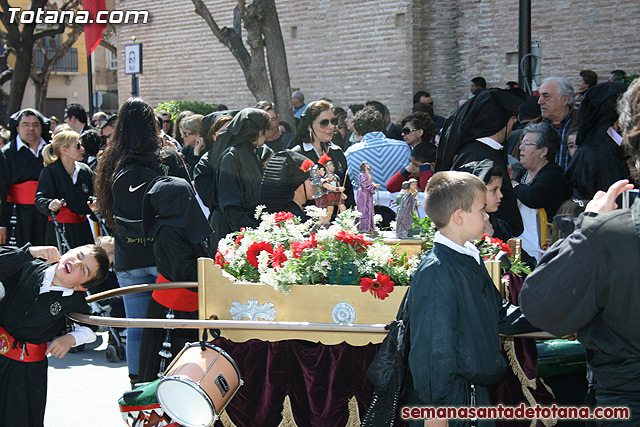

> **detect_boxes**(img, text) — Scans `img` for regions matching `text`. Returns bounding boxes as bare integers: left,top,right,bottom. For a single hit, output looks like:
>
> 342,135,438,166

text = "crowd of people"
0,66,638,426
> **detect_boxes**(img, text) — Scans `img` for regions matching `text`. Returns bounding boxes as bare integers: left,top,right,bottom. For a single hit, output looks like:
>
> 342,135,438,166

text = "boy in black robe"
406,171,534,426
0,244,109,427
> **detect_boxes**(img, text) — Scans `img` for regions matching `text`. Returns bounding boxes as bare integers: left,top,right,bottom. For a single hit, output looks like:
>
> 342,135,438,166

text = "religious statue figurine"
317,154,346,225
357,161,380,232
396,178,420,238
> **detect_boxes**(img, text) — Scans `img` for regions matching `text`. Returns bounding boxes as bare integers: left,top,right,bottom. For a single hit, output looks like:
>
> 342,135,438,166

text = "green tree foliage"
156,100,219,119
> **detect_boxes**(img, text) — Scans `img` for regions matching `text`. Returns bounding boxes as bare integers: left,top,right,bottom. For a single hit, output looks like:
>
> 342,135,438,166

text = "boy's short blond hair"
425,171,487,229
96,235,114,246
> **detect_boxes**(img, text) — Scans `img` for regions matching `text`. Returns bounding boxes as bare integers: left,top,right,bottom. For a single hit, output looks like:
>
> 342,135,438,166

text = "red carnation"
360,272,395,300
246,241,274,268
318,153,331,165
501,243,512,256
274,211,294,223
214,249,229,269
291,234,319,259
271,244,288,270
300,159,315,172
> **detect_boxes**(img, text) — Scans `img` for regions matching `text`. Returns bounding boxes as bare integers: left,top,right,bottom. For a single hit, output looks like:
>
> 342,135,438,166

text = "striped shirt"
543,111,573,171
345,132,411,191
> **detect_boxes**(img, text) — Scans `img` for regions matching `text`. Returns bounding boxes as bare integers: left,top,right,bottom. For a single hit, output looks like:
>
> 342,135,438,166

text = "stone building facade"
116,0,640,123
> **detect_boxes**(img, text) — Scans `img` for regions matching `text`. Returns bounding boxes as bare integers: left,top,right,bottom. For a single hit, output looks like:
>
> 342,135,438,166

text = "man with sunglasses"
0,109,50,246
344,107,411,192
159,111,173,135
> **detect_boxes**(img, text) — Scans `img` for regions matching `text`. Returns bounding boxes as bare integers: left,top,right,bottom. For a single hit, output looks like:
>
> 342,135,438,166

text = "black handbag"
361,288,411,427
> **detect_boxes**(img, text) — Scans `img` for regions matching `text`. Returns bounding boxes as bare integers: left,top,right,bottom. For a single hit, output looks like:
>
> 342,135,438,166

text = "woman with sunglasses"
35,130,97,249
292,100,354,208
400,111,436,148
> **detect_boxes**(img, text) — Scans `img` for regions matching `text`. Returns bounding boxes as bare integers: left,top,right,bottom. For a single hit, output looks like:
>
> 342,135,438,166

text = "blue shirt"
345,131,411,191
293,104,306,119
543,111,573,171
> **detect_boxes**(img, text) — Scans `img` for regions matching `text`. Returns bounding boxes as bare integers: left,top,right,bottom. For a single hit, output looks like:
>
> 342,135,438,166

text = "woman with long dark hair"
292,100,354,207
94,97,189,387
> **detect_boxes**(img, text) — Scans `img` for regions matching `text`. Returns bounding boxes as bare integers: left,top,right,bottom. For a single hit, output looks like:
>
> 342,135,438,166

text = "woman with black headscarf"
208,107,270,250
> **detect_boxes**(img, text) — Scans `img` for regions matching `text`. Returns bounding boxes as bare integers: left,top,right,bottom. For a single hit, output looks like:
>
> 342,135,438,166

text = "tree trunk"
259,0,294,129
8,48,33,114
243,2,274,103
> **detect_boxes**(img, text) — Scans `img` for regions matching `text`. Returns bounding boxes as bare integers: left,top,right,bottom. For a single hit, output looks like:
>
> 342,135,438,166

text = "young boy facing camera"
0,244,109,426
406,171,533,427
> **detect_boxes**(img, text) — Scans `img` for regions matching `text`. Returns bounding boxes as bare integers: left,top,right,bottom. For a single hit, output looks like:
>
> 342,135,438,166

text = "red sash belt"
152,274,198,312
48,206,87,224
6,180,38,205
0,325,47,362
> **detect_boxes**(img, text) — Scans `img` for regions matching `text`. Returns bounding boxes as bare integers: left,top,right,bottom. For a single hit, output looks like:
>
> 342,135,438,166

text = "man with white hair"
537,76,575,170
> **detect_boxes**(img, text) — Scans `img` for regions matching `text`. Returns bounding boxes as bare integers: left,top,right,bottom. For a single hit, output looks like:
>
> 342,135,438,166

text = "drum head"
157,377,215,427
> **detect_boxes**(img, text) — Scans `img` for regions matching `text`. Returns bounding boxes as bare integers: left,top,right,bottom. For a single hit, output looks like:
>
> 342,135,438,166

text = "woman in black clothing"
511,121,569,261
292,100,354,208
94,97,190,386
35,130,96,250
207,107,270,250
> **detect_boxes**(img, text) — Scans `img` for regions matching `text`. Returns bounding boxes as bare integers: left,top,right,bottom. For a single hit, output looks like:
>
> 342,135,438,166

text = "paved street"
45,332,130,427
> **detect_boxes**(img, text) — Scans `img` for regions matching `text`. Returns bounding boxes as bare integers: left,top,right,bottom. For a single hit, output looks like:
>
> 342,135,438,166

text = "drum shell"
158,343,241,423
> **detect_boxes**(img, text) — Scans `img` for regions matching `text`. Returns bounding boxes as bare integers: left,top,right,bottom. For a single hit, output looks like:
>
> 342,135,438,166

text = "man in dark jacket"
0,109,50,246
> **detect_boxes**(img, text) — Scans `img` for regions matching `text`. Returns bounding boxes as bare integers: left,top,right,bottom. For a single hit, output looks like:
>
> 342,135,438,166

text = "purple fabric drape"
490,272,556,427
212,338,380,427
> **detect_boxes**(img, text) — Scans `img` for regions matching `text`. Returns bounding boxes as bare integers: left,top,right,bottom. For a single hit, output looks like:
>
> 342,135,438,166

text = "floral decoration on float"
214,207,418,300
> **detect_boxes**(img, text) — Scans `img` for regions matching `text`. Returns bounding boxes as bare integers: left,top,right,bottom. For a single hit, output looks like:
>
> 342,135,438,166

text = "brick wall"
116,0,640,125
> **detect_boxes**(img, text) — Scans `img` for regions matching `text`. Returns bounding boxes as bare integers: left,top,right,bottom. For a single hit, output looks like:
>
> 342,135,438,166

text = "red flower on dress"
360,272,395,300
274,211,294,224
318,154,331,165
214,249,229,269
271,244,288,270
300,159,314,172
246,241,274,268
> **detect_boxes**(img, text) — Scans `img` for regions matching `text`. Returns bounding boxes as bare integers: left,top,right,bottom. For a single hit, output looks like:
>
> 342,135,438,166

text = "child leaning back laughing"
405,171,534,427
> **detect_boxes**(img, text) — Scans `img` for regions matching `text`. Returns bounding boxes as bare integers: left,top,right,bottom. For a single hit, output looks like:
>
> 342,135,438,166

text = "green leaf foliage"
156,100,219,119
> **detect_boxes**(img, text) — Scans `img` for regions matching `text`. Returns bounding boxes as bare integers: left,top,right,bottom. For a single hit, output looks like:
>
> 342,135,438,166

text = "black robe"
0,140,47,246
451,141,524,236
407,243,534,426
521,201,640,425
210,142,263,250
35,160,95,249
0,245,91,427
138,226,207,382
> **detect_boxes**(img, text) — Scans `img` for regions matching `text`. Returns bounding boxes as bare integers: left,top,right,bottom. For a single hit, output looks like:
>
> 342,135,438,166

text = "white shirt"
40,266,96,347
434,231,482,264
16,134,46,157
476,136,503,151
302,141,340,158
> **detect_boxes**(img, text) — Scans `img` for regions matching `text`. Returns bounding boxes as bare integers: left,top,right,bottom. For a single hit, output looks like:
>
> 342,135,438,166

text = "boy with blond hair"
406,171,533,427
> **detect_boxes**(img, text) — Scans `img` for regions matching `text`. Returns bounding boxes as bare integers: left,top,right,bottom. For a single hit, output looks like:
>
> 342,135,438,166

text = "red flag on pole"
82,0,106,57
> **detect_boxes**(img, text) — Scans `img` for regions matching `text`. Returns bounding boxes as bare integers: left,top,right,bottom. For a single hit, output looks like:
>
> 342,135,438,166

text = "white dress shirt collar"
434,231,481,264
40,265,74,297
16,135,46,157
476,136,503,151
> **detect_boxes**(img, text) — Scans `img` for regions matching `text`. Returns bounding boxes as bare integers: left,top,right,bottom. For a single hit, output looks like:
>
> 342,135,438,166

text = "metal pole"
518,0,531,94
87,53,94,117
131,74,139,97
71,282,557,339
